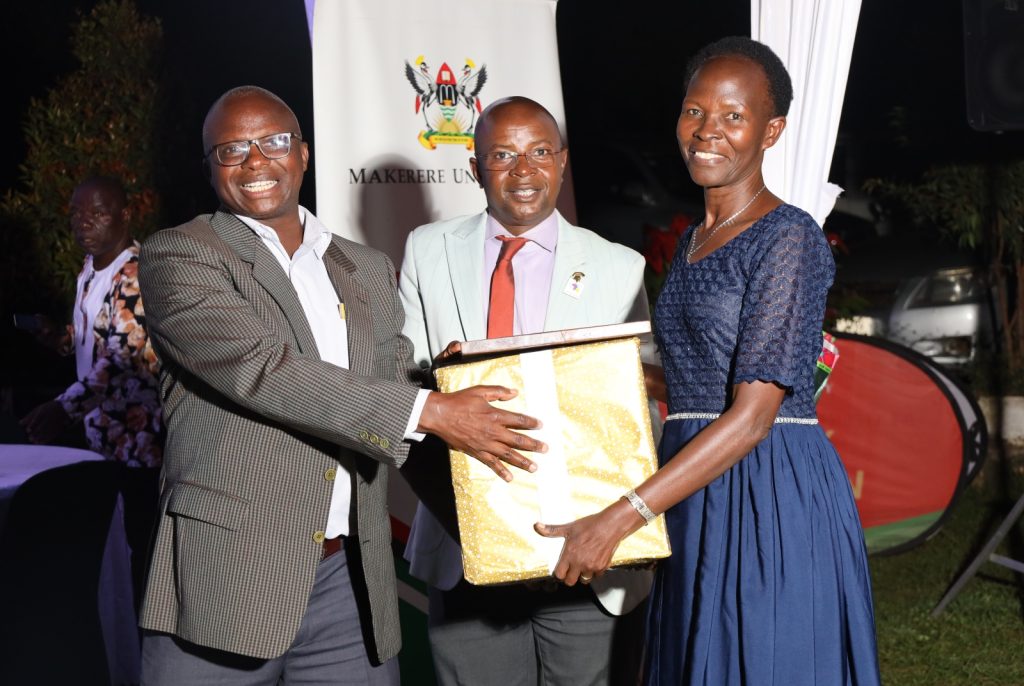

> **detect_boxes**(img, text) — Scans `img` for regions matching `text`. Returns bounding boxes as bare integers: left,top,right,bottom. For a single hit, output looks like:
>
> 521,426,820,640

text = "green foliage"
866,111,1024,387
0,0,162,312
965,350,1024,397
824,286,872,328
865,161,1024,258
872,467,1024,685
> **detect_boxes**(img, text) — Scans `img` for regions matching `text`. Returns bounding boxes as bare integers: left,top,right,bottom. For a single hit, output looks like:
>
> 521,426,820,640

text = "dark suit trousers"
141,546,399,685
427,579,645,686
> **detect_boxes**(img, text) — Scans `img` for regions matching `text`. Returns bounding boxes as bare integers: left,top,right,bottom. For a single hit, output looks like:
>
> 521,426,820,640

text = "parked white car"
886,267,993,366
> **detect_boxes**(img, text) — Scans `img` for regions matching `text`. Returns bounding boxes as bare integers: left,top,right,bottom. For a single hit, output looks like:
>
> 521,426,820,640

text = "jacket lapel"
210,210,320,357
445,214,488,342
323,239,374,377
544,214,589,330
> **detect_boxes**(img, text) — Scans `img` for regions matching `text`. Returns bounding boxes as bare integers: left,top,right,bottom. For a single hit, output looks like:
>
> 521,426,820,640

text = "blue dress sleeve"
733,216,834,391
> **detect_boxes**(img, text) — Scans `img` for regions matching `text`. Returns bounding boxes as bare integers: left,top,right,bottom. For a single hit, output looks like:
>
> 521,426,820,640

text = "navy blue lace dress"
645,205,881,685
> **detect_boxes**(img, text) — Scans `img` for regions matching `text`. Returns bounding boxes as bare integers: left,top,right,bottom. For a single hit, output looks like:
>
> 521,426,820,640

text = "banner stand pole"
931,491,1024,616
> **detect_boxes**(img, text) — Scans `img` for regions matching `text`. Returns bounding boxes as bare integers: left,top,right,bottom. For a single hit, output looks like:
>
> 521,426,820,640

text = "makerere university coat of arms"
404,56,487,150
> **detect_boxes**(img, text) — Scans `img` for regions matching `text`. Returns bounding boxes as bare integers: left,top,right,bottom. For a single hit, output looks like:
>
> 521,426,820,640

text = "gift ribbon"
518,349,572,573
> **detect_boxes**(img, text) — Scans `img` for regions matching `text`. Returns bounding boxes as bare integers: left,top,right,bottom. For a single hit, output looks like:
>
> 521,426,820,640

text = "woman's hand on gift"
534,499,647,586
419,386,546,482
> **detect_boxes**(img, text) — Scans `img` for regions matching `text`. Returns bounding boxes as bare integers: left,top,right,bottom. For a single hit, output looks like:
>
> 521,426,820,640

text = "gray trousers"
427,580,645,686
141,547,399,685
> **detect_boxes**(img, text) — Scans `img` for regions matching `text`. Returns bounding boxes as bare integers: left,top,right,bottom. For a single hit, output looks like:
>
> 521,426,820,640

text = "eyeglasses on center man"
205,132,302,167
476,147,566,171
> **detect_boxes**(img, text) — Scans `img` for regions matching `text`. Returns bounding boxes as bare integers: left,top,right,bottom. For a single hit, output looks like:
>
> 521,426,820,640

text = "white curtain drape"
752,0,862,227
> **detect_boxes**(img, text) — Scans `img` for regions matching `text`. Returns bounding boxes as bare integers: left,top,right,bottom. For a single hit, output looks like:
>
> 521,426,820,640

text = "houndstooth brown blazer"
137,209,421,663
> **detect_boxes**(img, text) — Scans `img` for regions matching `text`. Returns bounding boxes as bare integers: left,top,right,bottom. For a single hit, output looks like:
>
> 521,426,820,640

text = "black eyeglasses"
205,132,302,167
476,147,565,171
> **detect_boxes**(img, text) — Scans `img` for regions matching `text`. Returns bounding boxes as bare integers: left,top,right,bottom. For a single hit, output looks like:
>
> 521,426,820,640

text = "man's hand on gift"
418,386,546,482
535,498,647,586
433,340,462,365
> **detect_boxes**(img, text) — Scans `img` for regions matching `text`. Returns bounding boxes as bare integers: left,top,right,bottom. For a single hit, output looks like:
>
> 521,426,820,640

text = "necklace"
686,184,767,261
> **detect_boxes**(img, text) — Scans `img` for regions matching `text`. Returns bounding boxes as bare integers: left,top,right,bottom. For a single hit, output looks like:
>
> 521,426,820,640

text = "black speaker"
963,0,1024,131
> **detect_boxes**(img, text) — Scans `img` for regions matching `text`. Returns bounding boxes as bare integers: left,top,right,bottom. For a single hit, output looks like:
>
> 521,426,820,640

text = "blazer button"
312,530,325,544
380,438,390,450
359,430,370,441
370,434,380,446
324,468,337,482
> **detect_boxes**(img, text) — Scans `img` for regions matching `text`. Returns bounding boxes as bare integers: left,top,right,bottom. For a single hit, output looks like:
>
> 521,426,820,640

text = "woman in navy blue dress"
536,37,882,685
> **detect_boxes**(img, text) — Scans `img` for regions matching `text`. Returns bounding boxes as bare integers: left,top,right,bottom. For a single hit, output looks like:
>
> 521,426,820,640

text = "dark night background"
1,0,1023,402
4,0,1018,228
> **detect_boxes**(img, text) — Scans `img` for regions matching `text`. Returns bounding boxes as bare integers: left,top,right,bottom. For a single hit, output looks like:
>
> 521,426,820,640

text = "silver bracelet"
623,489,657,525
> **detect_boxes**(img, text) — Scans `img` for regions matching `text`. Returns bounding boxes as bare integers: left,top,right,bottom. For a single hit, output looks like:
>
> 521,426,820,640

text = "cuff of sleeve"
403,389,432,442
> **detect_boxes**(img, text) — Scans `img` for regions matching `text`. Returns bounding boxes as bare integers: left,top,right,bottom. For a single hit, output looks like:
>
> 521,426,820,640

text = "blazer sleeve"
139,226,421,467
397,228,433,374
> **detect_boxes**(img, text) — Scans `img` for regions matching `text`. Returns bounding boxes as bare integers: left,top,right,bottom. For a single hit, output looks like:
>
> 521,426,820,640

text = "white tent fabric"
751,0,863,227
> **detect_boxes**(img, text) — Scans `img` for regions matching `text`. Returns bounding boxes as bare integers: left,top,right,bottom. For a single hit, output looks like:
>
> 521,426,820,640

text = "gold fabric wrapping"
434,336,671,585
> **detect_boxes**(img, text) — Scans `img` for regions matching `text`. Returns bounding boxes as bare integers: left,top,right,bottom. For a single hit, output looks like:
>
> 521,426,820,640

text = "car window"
909,269,985,308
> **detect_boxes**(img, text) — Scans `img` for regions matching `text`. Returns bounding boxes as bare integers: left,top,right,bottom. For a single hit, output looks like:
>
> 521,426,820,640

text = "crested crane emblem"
404,55,488,150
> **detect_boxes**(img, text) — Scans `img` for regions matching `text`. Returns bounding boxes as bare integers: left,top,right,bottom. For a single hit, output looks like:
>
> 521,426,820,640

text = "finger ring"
580,575,592,584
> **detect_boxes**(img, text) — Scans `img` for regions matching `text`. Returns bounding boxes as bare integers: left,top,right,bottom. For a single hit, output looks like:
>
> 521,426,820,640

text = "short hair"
685,36,793,117
75,175,127,208
476,96,564,146
202,85,302,142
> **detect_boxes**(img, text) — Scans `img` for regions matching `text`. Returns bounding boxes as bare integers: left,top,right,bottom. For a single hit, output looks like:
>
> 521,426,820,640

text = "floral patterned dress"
58,242,163,468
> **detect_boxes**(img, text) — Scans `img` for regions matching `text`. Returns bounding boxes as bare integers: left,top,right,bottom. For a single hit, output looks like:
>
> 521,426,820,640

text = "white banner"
310,0,574,267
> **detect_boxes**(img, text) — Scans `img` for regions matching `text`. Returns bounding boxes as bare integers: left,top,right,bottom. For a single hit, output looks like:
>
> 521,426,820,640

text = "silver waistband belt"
665,412,818,425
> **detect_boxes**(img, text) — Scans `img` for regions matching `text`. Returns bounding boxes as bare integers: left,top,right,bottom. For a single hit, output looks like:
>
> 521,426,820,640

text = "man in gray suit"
399,97,653,685
137,86,544,685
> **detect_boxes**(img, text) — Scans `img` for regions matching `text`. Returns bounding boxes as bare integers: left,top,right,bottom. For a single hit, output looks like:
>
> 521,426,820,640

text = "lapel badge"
563,271,585,299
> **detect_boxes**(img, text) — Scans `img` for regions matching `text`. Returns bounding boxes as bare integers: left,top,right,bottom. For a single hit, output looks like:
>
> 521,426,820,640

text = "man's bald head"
474,96,563,148
202,86,302,152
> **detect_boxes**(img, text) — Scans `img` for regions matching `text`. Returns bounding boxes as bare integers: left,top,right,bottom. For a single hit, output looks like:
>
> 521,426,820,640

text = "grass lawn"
871,459,1024,685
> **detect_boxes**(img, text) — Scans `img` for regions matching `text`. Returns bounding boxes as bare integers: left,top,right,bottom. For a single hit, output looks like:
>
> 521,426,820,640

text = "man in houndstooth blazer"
137,87,545,685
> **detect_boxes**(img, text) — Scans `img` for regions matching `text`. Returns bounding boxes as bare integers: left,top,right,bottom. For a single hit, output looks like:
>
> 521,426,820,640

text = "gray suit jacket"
398,211,656,615
138,210,421,662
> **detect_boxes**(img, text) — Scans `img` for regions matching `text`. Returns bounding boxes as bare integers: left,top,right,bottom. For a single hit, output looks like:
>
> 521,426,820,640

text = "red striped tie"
486,236,528,338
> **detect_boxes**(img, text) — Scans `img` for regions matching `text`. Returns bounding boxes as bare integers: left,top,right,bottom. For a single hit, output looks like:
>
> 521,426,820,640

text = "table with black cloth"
0,444,141,684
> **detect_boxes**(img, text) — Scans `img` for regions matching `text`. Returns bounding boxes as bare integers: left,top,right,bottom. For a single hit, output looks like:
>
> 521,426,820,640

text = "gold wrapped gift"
434,326,671,585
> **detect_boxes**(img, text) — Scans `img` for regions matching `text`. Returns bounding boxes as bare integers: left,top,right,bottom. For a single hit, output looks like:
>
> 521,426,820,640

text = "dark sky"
2,0,1022,223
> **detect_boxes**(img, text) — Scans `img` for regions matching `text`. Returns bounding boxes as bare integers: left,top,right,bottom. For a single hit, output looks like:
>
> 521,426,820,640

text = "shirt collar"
235,206,333,259
485,210,559,253
82,242,139,279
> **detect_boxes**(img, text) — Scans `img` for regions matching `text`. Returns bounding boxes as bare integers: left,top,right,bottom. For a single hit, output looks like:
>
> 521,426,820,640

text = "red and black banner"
818,334,987,555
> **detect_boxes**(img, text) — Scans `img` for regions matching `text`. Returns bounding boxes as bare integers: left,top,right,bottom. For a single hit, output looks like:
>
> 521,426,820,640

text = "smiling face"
69,180,132,269
469,100,567,235
676,55,785,190
202,91,308,231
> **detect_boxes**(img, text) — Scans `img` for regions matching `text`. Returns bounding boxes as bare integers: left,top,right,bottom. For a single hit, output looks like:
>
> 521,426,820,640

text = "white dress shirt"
237,206,427,538
73,246,136,382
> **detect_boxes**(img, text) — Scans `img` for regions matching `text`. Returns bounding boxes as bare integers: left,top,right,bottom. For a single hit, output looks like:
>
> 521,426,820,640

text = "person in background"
399,96,653,686
534,38,882,685
20,175,163,604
